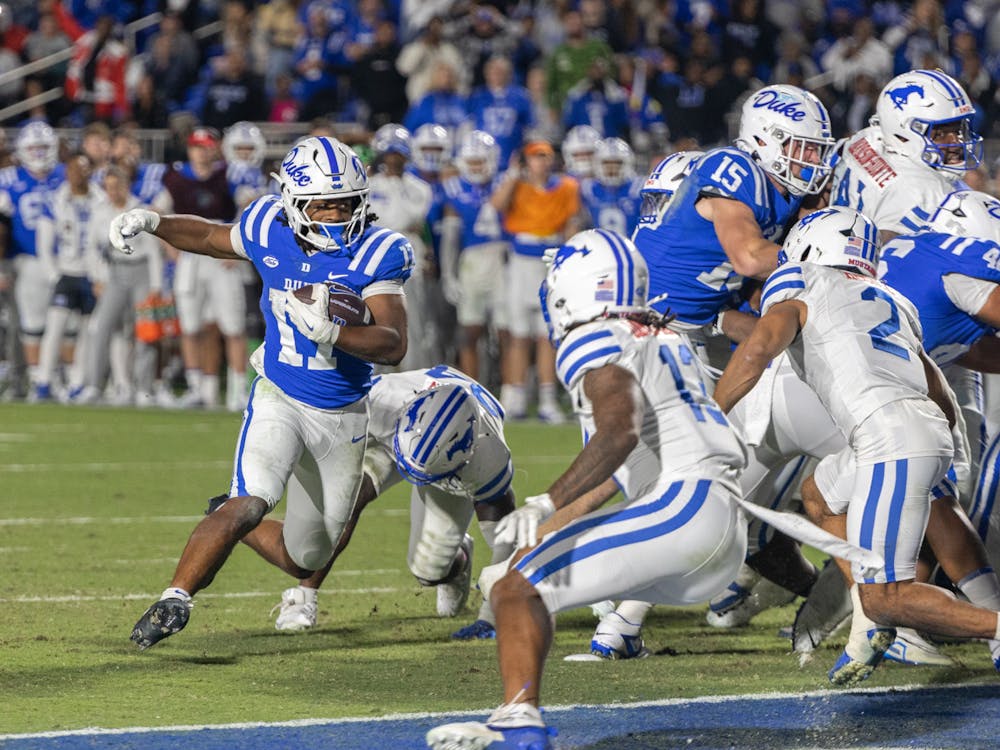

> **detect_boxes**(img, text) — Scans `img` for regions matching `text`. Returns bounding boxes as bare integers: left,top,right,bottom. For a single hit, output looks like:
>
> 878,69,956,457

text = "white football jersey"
556,318,746,501
367,172,433,235
760,262,928,437
367,366,512,502
831,126,960,235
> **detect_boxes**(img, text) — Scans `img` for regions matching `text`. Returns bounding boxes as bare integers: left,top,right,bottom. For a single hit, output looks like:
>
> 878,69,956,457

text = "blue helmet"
372,123,413,159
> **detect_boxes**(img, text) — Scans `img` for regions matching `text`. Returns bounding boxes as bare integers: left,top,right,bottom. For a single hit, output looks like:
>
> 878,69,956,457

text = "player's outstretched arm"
701,196,781,280
110,209,239,260
714,300,804,412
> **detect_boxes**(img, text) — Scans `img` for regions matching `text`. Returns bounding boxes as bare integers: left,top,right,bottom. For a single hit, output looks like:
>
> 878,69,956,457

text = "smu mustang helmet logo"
751,90,807,122
281,147,311,187
887,84,924,110
446,422,476,461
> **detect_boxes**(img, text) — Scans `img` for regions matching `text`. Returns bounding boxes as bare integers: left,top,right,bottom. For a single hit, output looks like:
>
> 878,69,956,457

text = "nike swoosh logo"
328,273,349,281
351,435,366,443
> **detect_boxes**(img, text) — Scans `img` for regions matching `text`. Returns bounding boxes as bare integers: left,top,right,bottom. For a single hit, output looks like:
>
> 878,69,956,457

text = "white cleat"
792,561,853,654
427,702,554,750
437,535,474,617
588,612,650,660
884,627,956,666
706,576,796,628
272,587,317,631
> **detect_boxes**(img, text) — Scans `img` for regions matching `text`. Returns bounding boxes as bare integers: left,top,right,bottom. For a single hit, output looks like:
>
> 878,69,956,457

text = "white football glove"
494,493,556,549
542,246,559,267
109,209,160,255
284,285,341,345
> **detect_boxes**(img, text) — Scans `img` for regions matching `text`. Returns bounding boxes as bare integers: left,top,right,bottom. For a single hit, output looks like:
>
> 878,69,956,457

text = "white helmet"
16,121,58,174
412,123,452,173
736,84,835,196
222,121,266,167
393,384,478,485
275,136,370,250
541,228,649,344
561,125,599,178
593,137,635,186
875,69,983,176
926,189,1000,243
779,206,880,278
372,123,412,159
455,130,499,185
638,150,704,225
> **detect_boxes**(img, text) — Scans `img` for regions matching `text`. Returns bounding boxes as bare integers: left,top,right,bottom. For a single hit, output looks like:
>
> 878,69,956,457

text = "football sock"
201,374,219,408
615,600,654,624
845,585,880,661
957,567,1000,661
161,587,192,603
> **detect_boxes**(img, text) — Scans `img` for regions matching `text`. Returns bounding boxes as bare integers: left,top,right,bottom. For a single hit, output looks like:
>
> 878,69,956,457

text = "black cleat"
205,493,229,515
131,598,191,650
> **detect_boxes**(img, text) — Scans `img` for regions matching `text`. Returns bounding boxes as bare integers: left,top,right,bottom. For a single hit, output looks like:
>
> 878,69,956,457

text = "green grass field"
1,403,994,735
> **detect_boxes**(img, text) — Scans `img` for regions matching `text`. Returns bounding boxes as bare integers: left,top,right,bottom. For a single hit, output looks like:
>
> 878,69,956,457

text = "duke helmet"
16,121,59,174
562,125,600,178
779,206,881,278
222,121,266,167
593,137,635,187
412,123,453,173
736,84,835,196
874,69,983,176
393,384,479,485
372,123,412,159
541,228,649,344
455,130,499,185
275,136,370,250
638,150,704,225
925,189,1000,243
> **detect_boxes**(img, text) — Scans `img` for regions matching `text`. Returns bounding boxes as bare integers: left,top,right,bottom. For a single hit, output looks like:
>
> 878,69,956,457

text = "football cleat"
427,702,554,750
272,587,318,631
130,597,191,650
451,619,496,640
706,576,796,628
792,560,853,654
828,627,896,686
437,535,474,617
589,612,650,660
884,627,956,666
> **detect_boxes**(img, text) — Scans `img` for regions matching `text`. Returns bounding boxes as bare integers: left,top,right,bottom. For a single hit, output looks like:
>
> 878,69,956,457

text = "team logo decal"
281,147,311,187
751,90,807,122
886,84,924,110
263,255,279,268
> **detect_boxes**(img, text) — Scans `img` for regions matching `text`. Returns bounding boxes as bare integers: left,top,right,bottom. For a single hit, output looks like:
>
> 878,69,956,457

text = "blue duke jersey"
633,147,799,324
0,164,66,256
580,177,643,237
232,195,414,409
831,126,963,235
132,162,167,205
556,318,746,500
227,162,267,210
879,231,1000,365
467,85,535,166
761,262,928,436
442,176,504,249
367,365,513,502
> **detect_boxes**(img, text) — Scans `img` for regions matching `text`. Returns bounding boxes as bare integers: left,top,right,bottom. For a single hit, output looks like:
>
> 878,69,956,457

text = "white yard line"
0,508,408,526
0,682,980,741
1,584,402,604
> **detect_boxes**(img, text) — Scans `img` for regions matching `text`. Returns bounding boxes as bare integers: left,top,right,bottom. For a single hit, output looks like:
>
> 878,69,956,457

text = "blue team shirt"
580,177,643,238
879,231,1000,364
403,92,468,135
632,147,799,324
561,83,630,139
467,85,535,167
132,163,167,205
0,164,66,257
442,176,504,250
238,195,414,409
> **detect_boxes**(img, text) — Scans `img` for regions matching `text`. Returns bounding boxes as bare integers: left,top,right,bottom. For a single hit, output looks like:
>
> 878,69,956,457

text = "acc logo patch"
263,256,279,268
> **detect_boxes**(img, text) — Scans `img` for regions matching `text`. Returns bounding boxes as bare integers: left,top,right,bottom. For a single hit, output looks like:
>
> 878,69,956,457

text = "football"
293,282,372,326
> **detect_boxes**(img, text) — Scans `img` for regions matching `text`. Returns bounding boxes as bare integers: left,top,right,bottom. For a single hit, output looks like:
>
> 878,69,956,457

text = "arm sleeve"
942,273,999,317
556,325,628,391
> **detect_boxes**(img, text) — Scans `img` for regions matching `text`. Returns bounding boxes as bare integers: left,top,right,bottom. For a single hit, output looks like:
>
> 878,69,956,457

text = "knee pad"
409,529,464,584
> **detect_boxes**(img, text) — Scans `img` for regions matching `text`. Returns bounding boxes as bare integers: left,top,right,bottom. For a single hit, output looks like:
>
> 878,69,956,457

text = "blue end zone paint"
4,684,999,749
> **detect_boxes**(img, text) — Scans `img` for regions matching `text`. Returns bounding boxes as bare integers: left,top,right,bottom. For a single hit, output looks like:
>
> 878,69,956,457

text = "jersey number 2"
861,287,910,361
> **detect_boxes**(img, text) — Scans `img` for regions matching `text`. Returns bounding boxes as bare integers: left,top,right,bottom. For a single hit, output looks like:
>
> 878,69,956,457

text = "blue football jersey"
879,231,1000,365
237,195,415,409
227,162,266,208
0,165,66,257
580,177,643,238
467,85,535,166
442,176,504,250
632,147,799,324
132,162,167,205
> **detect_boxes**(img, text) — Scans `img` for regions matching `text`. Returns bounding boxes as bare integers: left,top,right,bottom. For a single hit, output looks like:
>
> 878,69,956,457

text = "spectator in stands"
451,3,518,90
350,18,409,130
653,58,711,144
509,7,542,84
820,16,891,95
200,46,268,131
525,65,559,143
292,4,348,121
268,72,301,124
343,0,384,63
468,55,534,168
561,56,630,139
397,15,465,105
81,121,112,182
253,0,301,95
721,0,779,80
131,72,168,129
704,54,760,144
0,1,31,55
544,8,614,112
771,31,820,88
883,0,950,76
146,11,200,92
403,60,467,136
490,137,579,424
23,11,71,91
64,14,129,123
